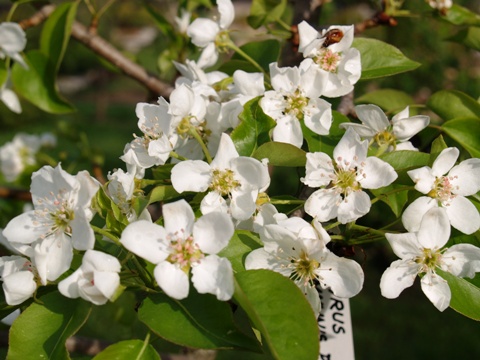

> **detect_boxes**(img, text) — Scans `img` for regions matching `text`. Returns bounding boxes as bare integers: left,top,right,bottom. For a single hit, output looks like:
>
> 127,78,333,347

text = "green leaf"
448,26,480,51
231,39,281,73
234,270,319,360
442,117,480,157
247,0,288,29
355,89,415,113
11,50,74,113
147,185,180,204
303,111,348,155
439,4,480,26
0,61,7,86
7,291,91,360
252,142,306,167
93,340,160,360
138,291,260,351
427,90,480,120
429,135,449,166
231,97,276,156
352,38,421,80
218,59,258,76
40,1,79,72
218,230,262,273
371,184,409,217
379,151,430,184
436,269,480,321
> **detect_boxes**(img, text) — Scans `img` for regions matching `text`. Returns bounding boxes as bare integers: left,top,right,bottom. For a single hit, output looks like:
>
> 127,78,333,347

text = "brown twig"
18,4,173,99
354,11,398,35
0,186,32,202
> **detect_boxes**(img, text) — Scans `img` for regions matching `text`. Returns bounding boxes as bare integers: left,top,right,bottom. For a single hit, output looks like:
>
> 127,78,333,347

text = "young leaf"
252,142,306,167
231,97,276,156
7,291,91,360
93,340,160,360
436,269,480,321
355,89,415,113
442,117,480,157
439,4,480,26
234,270,319,360
138,291,260,351
427,90,480,120
352,38,421,79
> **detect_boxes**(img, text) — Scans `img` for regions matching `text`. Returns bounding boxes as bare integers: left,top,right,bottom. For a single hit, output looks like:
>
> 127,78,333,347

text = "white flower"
302,128,397,223
245,217,364,316
297,22,361,98
0,255,38,305
0,79,21,114
0,133,42,182
58,250,121,305
381,207,480,311
427,0,452,11
2,164,100,284
120,199,235,300
340,105,430,152
187,0,235,68
260,62,331,148
171,133,270,221
403,147,480,234
0,22,28,68
174,9,191,34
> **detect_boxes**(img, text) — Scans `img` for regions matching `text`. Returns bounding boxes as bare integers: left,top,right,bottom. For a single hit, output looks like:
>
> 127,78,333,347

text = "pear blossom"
0,133,41,182
0,77,21,114
120,199,235,300
187,0,235,68
2,164,100,285
302,128,397,223
0,22,28,68
381,207,480,311
171,133,270,221
260,62,332,148
0,255,38,305
403,147,480,234
427,0,452,12
340,105,430,152
297,22,361,98
58,250,121,305
245,217,364,316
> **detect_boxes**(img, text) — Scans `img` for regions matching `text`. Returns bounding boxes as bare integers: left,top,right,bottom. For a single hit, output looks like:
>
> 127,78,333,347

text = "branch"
19,4,173,99
0,186,32,202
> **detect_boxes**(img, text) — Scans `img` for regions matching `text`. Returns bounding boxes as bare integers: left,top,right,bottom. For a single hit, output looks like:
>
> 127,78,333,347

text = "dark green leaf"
442,117,480,157
371,184,409,217
429,135,449,166
353,38,421,80
427,90,480,120
247,0,288,29
11,50,74,113
93,340,160,360
231,97,276,156
234,270,319,360
231,39,281,73
8,291,91,359
0,62,7,86
252,141,306,167
218,230,262,273
147,185,180,204
303,111,347,155
355,89,415,114
436,269,480,321
448,26,480,51
379,151,430,184
138,291,260,351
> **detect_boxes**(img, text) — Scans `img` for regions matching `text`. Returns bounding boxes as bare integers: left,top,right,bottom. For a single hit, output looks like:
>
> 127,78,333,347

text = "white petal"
58,269,82,299
70,213,95,251
300,64,328,98
417,207,450,249
304,189,339,222
33,233,73,284
231,157,270,190
197,42,219,68
297,21,319,55
333,127,368,166
407,166,435,194
82,249,121,273
193,212,234,254
318,252,364,298
2,211,45,244
191,255,234,300
171,160,211,193
442,244,480,278
245,248,277,270
272,116,304,148
154,261,190,299
218,0,235,29
120,220,169,264
163,199,195,236
385,232,422,260
303,99,332,136
392,115,430,141
302,152,334,188
92,271,120,302
432,147,459,177
2,271,36,305
360,157,397,189
420,273,451,311
230,189,257,220
445,196,480,235
270,63,298,93
304,285,321,318
339,123,376,138
187,18,219,47
232,70,264,96
354,104,389,132
200,191,229,215
210,133,239,169
337,190,371,224
402,197,437,232
449,158,480,196
0,88,22,113
380,259,419,299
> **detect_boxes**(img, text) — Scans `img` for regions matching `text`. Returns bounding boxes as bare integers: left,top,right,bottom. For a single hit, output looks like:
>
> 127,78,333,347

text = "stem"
330,235,344,241
349,224,388,238
188,127,212,163
169,151,188,162
226,42,269,78
276,18,291,32
324,221,341,231
269,199,304,205
7,2,19,22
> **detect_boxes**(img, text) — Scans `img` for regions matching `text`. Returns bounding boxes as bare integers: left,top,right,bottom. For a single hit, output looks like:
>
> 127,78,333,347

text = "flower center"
34,189,75,237
166,232,204,273
284,88,308,119
331,156,364,198
416,248,442,273
427,176,458,204
314,49,341,72
139,119,164,140
177,117,211,143
210,168,241,196
373,130,396,150
290,250,320,287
